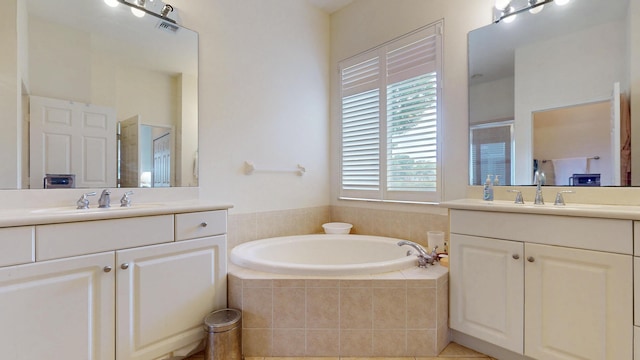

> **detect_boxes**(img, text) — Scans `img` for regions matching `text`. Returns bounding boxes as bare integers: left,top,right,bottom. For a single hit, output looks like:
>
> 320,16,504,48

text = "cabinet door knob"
121,263,130,270
103,266,112,273
200,222,208,228
512,254,520,260
527,256,535,263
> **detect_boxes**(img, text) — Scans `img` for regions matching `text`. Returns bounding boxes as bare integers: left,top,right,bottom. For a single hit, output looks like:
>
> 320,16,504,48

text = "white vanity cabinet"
0,252,115,359
449,234,524,353
0,206,229,360
450,209,633,360
116,235,226,360
524,243,631,360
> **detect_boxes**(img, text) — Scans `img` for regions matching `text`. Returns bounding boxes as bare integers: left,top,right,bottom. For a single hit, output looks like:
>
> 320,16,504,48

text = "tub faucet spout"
397,240,437,267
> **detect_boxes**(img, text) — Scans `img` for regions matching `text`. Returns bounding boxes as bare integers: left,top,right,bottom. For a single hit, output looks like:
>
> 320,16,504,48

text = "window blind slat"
341,57,380,97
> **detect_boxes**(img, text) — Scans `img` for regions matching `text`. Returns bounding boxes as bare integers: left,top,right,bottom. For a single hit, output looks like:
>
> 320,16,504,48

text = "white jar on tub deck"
322,222,352,234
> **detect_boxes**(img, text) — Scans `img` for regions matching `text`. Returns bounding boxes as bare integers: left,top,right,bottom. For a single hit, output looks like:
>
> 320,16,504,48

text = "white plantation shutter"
339,22,442,203
341,56,380,194
470,122,513,186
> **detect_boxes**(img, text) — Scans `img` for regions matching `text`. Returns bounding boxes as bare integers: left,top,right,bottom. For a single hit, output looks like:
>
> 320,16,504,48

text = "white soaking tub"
230,234,418,276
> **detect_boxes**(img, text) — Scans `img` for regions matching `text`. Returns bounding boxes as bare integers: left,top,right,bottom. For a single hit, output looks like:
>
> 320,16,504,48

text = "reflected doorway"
533,101,612,186
119,115,174,187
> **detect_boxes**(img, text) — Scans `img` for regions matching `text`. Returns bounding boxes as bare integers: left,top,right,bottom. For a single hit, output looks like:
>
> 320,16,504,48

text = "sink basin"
30,203,164,215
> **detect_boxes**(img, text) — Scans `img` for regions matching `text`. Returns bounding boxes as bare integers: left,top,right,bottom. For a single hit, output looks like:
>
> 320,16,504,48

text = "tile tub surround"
183,342,495,359
228,264,449,357
227,205,449,254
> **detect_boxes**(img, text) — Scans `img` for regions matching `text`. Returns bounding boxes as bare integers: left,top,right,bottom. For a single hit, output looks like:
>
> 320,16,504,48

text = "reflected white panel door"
30,96,116,188
153,132,171,187
524,243,632,360
0,252,115,360
450,234,524,354
116,236,227,360
119,115,141,187
610,82,621,186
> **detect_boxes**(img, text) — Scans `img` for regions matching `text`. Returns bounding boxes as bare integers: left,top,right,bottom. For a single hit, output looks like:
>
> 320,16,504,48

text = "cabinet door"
116,235,227,360
450,234,524,353
525,243,632,360
0,252,115,360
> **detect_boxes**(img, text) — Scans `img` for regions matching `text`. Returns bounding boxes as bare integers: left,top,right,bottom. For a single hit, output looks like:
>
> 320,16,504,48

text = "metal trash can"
204,308,242,360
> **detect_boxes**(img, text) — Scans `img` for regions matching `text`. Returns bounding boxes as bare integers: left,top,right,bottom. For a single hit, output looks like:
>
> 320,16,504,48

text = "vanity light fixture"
104,0,119,7
109,0,178,23
494,0,555,23
528,0,544,14
131,0,146,18
160,4,174,17
502,6,517,23
495,0,512,10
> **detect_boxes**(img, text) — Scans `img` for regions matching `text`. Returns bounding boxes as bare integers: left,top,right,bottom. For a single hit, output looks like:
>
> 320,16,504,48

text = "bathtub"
230,234,418,276
228,234,450,357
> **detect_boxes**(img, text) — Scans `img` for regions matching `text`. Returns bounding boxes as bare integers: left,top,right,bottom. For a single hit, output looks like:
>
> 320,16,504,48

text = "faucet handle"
77,192,97,209
508,189,524,204
120,191,134,207
554,190,575,206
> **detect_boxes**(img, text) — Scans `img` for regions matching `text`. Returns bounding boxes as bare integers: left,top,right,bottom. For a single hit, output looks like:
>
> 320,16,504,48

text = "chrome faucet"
77,192,96,209
120,191,134,207
397,240,437,267
534,171,544,205
98,189,111,208
554,190,575,206
508,189,524,204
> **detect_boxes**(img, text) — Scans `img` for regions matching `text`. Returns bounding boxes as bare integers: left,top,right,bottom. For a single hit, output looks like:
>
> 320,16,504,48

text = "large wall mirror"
2,0,198,189
468,0,637,187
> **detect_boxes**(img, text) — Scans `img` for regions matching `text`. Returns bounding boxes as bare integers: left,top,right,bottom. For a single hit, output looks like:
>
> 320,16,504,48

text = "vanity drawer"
36,215,174,261
175,210,227,241
0,227,34,267
450,210,632,254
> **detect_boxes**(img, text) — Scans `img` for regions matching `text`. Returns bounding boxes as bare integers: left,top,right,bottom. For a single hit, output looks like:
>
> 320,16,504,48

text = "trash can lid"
204,308,242,333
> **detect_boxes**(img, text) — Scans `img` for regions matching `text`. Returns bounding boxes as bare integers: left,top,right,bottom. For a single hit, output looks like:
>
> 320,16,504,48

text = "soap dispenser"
483,174,494,201
493,175,500,186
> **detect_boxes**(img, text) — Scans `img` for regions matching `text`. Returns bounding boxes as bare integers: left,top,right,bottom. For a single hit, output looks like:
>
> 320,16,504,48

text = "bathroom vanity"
444,200,636,360
0,202,230,360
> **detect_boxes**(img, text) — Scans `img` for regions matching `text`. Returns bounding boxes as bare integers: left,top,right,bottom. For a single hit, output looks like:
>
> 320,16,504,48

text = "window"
339,22,443,203
469,121,514,185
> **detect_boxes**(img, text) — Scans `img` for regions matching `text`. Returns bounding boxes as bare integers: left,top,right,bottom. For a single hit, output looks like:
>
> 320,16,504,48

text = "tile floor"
183,342,495,359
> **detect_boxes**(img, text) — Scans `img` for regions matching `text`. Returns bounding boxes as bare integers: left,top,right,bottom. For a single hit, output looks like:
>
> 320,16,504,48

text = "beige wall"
0,0,21,189
29,14,179,127
533,102,611,185
514,20,627,184
173,0,332,214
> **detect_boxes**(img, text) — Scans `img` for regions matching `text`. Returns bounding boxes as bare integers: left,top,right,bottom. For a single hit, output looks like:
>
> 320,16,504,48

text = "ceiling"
308,0,353,13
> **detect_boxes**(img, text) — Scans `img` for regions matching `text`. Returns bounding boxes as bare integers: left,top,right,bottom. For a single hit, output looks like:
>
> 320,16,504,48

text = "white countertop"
0,201,233,227
442,198,640,220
